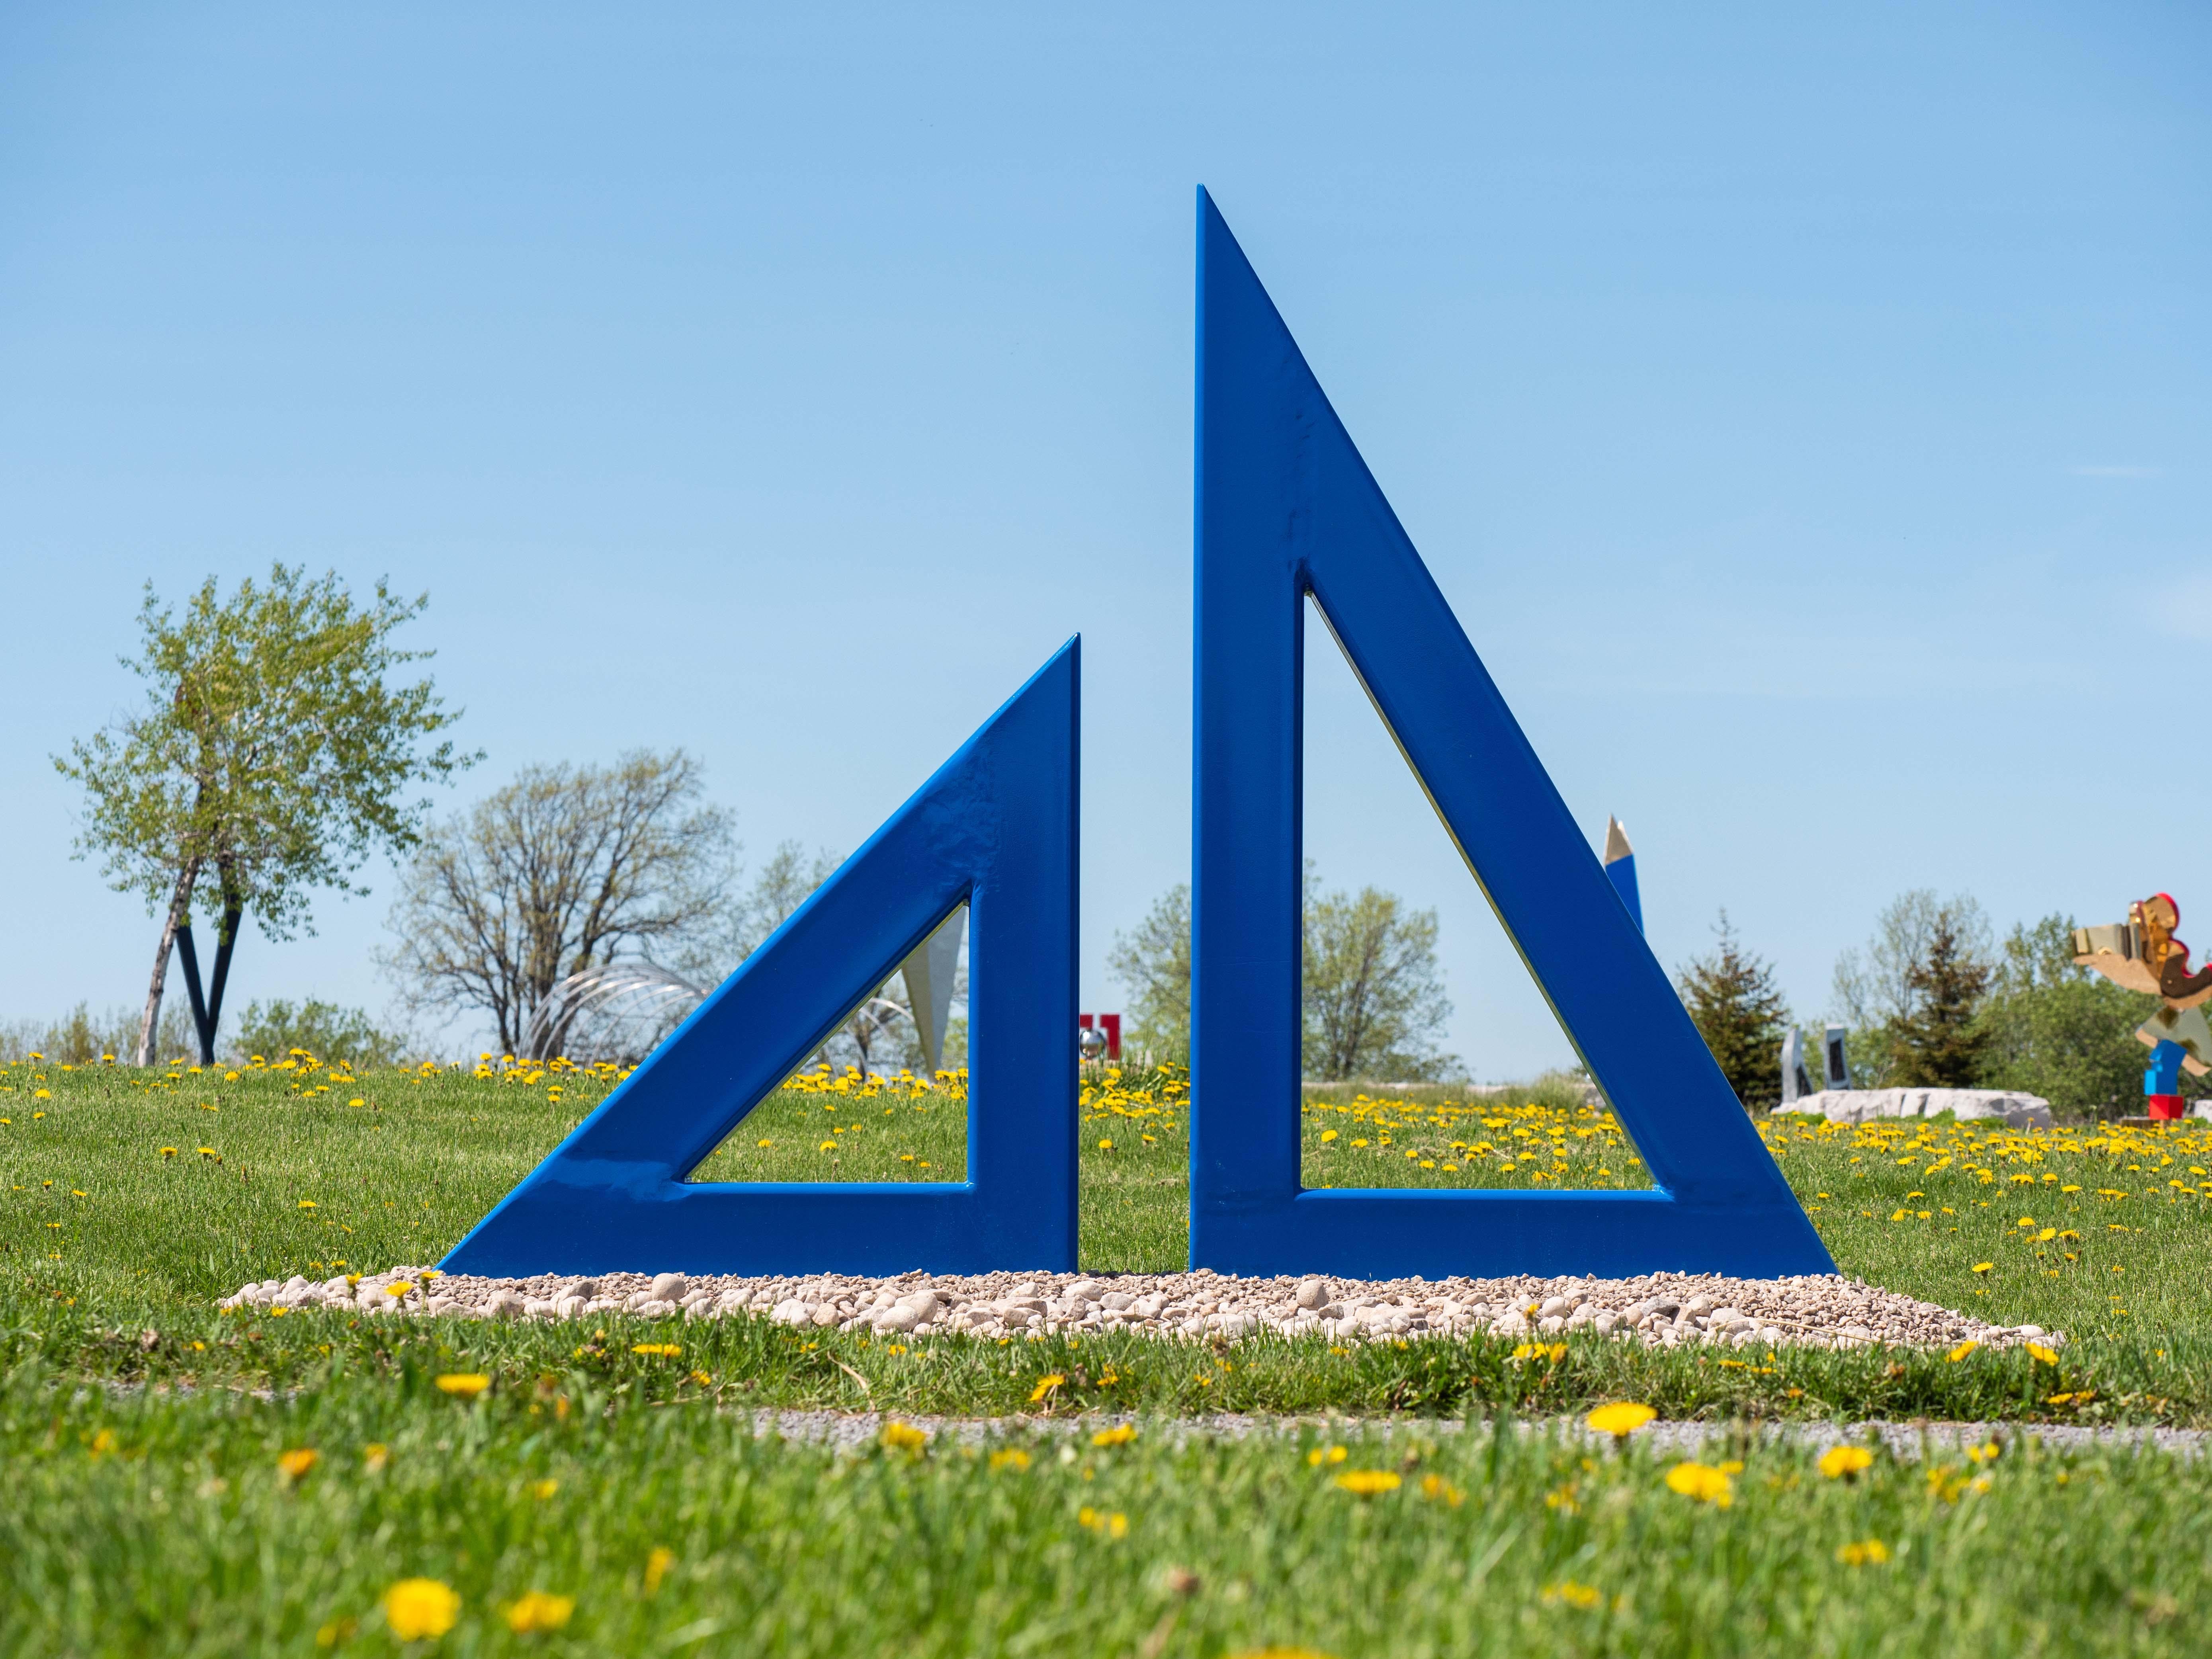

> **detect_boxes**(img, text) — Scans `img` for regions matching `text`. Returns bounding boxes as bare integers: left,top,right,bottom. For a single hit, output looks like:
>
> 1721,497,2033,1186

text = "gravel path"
220,1265,2059,1352
732,1410,2205,1458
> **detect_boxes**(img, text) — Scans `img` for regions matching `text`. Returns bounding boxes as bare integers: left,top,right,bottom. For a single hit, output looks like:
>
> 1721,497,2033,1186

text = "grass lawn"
5,1053,2211,1653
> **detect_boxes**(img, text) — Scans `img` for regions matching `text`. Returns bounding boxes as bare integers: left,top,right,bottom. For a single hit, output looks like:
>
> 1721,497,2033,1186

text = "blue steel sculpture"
1602,816,1643,935
441,641,1081,1278
1190,190,1832,1279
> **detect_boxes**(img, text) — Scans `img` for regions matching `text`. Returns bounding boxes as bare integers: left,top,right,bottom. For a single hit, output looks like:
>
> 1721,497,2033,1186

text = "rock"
1101,1292,1135,1312
1296,1278,1331,1311
637,1299,679,1319
1066,1278,1107,1303
485,1291,524,1319
565,1278,600,1301
555,1296,588,1319
1537,1315,1566,1335
770,1299,810,1326
650,1272,690,1303
1772,1087,2054,1129
1539,1295,1570,1319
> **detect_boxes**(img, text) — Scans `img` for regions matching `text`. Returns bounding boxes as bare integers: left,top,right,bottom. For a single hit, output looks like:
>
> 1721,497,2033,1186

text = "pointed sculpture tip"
1602,815,1633,866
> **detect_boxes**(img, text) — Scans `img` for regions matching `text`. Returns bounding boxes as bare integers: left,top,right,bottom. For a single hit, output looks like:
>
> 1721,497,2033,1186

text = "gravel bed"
218,1266,2058,1352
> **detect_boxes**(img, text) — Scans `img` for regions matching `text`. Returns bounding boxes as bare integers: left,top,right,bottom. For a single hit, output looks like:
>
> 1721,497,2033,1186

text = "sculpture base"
1773,1088,2053,1129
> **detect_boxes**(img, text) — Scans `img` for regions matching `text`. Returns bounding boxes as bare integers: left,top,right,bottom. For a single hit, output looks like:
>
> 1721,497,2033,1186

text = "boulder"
1772,1088,2054,1129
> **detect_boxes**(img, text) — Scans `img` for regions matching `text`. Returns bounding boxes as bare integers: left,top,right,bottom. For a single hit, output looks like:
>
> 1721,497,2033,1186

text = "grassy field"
6,1053,2212,1653
3,1053,2209,1422
10,1372,2211,1657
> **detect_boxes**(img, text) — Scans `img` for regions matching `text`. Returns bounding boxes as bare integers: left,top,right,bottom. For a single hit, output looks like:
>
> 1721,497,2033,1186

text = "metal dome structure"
520,962,714,1066
520,905,968,1071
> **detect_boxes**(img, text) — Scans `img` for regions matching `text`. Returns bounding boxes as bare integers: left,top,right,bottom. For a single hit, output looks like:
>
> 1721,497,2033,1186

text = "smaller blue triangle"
442,641,1082,1278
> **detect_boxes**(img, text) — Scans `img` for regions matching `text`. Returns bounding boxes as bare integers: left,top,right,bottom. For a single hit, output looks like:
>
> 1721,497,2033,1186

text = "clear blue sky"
3,4,2206,1075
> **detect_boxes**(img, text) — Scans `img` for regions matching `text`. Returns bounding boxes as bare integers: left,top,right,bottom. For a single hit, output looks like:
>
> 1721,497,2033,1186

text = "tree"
380,751,737,1056
230,998,407,1068
1888,907,1994,1086
1301,876,1457,1082
55,567,470,1067
1107,883,1192,1059
1677,912,1790,1112
1978,915,2154,1114
1107,873,1458,1078
1831,890,1991,1089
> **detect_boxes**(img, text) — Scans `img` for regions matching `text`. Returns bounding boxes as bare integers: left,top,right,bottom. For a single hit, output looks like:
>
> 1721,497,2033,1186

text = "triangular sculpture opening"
442,641,1081,1278
1190,189,1832,1279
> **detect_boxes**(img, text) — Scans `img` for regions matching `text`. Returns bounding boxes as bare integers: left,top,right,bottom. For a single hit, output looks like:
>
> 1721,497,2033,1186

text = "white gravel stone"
216,1265,2058,1353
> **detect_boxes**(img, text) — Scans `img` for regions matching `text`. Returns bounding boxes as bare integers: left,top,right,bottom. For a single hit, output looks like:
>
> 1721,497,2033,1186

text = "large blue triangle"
443,641,1081,1278
1190,192,1832,1279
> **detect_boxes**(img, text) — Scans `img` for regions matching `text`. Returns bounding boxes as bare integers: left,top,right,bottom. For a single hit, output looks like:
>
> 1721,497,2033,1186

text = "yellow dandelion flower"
1585,1401,1655,1438
277,1448,319,1480
1818,1446,1874,1479
1028,1373,1066,1404
1333,1469,1401,1496
1541,1580,1603,1609
881,1421,928,1451
1092,1424,1137,1447
1077,1505,1129,1538
1306,1445,1349,1466
1836,1538,1891,1567
529,1479,559,1499
434,1373,491,1398
989,1448,1032,1471
644,1547,675,1595
383,1578,460,1641
1665,1462,1734,1506
2026,1342,2059,1365
502,1591,574,1634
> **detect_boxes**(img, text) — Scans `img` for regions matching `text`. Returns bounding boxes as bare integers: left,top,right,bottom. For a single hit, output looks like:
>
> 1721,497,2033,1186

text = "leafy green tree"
1301,876,1456,1082
1108,870,1458,1078
1890,908,1994,1086
1978,915,2156,1114
55,567,470,1067
1677,912,1790,1112
229,998,407,1068
1107,883,1192,1060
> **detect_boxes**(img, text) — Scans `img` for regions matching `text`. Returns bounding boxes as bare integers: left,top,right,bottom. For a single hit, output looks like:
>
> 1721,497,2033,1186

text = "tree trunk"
137,864,200,1066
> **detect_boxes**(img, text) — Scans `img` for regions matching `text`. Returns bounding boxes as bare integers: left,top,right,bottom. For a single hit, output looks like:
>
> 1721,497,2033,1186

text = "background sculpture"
2075,893,2212,1120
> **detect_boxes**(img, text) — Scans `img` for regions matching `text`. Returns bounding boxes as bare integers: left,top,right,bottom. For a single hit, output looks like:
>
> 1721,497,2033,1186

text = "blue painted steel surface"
1605,853,1643,936
2146,1038,2185,1096
442,641,1081,1278
1190,190,1832,1280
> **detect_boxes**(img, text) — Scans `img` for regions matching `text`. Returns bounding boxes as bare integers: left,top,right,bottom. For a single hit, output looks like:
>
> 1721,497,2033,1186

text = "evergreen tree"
1677,912,1790,1112
1890,907,1993,1086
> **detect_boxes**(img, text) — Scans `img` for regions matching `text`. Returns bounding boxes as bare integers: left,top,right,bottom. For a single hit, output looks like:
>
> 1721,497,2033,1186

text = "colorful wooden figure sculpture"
2073,893,2212,1119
